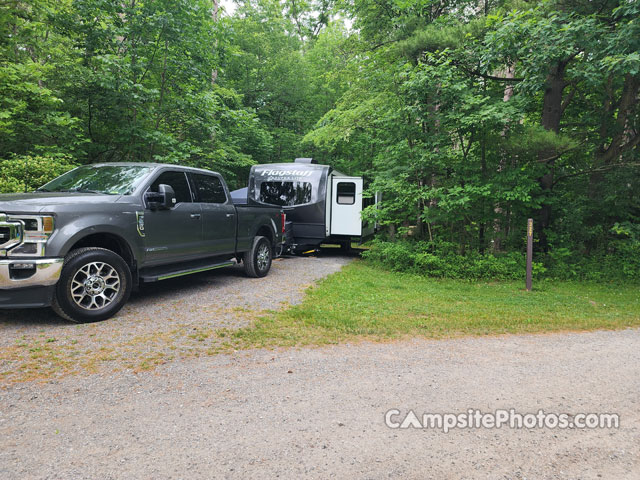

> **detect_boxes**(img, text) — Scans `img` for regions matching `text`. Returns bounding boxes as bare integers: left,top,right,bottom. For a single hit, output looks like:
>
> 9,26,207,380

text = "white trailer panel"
329,176,363,236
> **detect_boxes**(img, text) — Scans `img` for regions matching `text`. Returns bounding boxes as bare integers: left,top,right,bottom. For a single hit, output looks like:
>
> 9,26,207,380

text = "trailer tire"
340,239,352,253
243,236,272,278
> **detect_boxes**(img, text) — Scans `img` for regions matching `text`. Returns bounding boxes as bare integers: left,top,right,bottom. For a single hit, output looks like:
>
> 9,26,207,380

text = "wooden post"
526,218,533,291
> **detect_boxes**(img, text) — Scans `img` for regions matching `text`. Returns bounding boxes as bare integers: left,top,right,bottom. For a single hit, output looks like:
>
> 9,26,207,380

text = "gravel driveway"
0,253,352,382
1,254,639,479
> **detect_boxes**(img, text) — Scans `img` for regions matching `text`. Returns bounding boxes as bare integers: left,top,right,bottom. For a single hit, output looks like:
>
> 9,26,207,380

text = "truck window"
259,181,312,206
149,171,192,204
336,182,356,205
192,173,227,203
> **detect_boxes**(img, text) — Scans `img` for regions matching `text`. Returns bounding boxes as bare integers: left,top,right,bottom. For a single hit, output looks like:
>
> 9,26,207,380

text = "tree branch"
536,139,587,164
554,161,640,185
455,63,524,82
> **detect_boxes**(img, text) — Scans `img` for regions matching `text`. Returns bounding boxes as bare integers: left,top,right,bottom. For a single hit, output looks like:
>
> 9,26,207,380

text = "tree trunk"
388,224,396,242
492,64,517,252
593,74,640,167
586,73,640,250
211,0,219,85
536,59,569,251
479,131,486,254
150,40,169,159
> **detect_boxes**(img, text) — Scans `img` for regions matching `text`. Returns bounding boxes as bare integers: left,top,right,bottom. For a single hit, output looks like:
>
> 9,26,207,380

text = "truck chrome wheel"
71,262,121,310
256,243,270,271
53,247,132,323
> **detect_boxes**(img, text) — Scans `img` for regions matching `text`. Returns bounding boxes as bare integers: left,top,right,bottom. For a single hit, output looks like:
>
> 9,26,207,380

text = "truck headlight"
7,215,55,257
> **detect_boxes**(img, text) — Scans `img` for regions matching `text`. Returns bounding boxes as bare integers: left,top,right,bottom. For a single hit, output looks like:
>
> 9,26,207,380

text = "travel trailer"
231,158,377,253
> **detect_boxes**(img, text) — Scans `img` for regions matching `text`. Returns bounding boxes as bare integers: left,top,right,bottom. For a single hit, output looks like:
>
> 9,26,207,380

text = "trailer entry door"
330,177,363,236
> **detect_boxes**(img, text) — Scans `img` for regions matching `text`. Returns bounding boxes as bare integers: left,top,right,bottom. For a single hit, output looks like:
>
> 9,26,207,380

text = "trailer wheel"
243,236,272,278
340,239,352,253
52,247,132,323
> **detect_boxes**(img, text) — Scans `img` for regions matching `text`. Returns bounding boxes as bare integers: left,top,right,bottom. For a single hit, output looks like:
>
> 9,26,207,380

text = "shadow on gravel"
0,308,67,327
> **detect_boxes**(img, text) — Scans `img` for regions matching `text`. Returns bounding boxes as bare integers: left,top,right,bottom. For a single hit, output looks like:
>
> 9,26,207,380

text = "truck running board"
139,260,235,283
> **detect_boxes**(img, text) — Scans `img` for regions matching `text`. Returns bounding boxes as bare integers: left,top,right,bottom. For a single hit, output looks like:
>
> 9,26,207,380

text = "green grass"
4,260,638,384
225,260,640,348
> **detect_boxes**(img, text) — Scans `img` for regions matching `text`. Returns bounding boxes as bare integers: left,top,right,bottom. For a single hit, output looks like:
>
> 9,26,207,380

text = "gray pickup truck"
0,163,284,322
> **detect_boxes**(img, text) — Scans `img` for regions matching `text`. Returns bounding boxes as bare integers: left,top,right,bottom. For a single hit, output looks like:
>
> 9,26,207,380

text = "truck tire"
243,236,272,278
52,247,132,323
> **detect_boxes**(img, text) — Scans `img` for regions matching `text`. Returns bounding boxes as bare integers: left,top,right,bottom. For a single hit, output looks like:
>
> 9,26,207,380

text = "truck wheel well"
68,233,135,267
256,226,274,245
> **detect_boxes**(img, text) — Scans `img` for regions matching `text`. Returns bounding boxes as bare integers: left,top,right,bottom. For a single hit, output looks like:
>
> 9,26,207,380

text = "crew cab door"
142,170,203,266
189,172,236,255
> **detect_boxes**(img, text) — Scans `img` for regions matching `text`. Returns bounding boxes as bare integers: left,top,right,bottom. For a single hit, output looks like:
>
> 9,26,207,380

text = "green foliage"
0,0,86,159
543,240,640,281
362,239,640,281
0,155,77,193
362,240,531,280
1,0,639,284
221,1,349,164
0,0,305,187
305,0,640,273
611,222,640,243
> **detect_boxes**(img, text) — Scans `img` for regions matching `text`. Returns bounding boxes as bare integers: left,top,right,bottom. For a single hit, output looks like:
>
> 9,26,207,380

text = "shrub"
0,155,77,193
361,239,640,281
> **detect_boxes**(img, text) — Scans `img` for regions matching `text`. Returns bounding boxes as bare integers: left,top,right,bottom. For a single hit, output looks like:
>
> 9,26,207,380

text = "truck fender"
53,223,141,266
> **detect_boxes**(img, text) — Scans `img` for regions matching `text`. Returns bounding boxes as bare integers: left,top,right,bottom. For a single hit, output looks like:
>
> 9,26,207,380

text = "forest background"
1,0,639,280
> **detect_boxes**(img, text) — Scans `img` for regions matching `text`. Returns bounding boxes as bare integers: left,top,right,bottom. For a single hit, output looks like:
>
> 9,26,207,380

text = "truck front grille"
0,214,23,251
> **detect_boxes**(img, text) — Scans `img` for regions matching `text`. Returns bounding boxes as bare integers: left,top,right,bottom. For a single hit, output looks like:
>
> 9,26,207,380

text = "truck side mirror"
158,184,176,209
145,184,176,210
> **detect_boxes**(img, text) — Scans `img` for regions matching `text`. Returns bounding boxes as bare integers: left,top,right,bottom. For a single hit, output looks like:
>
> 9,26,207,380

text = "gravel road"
1,329,639,479
1,255,639,479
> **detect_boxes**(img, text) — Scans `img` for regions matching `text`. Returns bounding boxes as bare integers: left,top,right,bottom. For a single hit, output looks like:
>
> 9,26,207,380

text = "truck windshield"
38,165,153,195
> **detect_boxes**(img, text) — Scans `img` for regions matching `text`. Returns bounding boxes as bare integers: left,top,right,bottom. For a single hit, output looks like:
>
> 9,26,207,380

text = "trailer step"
140,259,235,283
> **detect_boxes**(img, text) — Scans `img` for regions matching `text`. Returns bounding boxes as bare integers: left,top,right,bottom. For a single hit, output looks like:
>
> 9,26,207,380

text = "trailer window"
336,182,356,205
259,181,312,206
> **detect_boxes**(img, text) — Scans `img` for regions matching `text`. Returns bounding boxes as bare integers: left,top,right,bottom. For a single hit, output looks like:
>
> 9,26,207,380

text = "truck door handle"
190,213,201,219
226,213,235,218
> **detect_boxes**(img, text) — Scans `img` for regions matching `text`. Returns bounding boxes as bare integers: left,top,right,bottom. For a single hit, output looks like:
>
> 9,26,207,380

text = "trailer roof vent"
294,157,316,164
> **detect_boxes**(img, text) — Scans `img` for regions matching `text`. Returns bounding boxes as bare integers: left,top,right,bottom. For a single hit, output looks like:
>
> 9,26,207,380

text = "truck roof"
89,162,222,177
